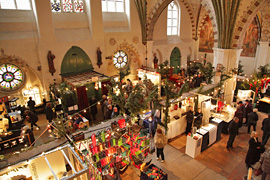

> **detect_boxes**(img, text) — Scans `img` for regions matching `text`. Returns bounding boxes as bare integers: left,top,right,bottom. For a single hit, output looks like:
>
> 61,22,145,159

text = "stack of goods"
141,164,167,180
74,121,150,179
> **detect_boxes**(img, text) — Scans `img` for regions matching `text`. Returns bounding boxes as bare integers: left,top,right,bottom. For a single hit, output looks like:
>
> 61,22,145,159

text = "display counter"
201,124,217,146
196,128,209,152
167,115,186,139
210,118,223,141
211,106,235,134
258,97,270,113
185,133,203,158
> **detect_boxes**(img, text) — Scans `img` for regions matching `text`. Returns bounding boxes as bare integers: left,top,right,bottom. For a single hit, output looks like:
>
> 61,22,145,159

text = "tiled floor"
166,110,270,180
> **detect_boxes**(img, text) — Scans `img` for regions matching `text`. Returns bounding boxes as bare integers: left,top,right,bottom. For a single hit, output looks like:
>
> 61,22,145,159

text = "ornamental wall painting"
241,18,259,57
199,16,214,53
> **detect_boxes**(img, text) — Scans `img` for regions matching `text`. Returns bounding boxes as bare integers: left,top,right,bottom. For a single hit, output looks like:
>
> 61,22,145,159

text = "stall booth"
0,144,89,180
166,95,195,139
185,95,226,158
63,71,110,111
73,117,167,180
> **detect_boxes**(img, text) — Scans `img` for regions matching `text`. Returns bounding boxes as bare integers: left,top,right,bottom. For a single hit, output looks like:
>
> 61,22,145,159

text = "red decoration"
91,134,96,147
249,84,253,89
118,119,126,128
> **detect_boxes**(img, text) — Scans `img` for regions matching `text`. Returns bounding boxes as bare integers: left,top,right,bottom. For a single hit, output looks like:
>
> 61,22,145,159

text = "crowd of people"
221,99,270,179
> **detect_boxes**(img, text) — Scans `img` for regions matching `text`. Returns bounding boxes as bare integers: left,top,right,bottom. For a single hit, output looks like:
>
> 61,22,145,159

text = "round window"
0,64,24,91
113,50,128,69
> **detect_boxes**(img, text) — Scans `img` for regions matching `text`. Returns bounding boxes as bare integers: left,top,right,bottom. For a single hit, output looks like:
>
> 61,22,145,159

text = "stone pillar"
255,42,270,70
212,48,242,105
146,40,154,68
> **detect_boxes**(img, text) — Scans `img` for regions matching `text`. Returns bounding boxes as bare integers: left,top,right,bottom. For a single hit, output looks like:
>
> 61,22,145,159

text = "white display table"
201,124,217,146
167,115,186,139
185,133,203,158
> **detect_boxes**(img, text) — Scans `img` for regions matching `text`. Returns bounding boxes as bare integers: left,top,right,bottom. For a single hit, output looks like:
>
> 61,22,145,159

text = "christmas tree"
107,67,130,115
237,60,244,76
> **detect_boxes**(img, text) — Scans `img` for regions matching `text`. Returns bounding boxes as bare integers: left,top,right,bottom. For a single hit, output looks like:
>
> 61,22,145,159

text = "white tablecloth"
167,115,187,139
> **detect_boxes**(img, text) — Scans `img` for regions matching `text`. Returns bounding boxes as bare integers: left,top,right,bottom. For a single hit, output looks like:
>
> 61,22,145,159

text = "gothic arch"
232,0,267,48
147,0,196,40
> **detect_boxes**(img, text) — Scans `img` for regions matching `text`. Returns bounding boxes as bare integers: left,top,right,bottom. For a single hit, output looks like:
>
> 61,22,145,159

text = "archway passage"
61,46,93,76
170,47,181,74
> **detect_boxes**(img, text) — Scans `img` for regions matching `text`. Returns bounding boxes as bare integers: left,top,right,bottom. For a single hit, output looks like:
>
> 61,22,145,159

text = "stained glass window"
113,50,128,69
51,0,61,12
0,0,31,10
102,0,124,12
51,0,84,12
167,1,180,36
0,64,24,91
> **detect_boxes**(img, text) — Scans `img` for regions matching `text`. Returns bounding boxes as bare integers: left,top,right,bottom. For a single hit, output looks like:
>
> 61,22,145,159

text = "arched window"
102,0,124,12
0,64,24,91
0,0,31,10
167,1,179,36
113,50,128,69
51,0,84,12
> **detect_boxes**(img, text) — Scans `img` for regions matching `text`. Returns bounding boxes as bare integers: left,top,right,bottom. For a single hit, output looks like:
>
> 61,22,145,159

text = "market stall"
0,144,89,180
165,95,195,139
73,119,151,179
63,71,110,111
0,112,25,152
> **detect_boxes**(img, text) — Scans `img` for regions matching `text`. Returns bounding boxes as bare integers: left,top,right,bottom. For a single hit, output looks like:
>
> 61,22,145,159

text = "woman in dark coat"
245,131,262,168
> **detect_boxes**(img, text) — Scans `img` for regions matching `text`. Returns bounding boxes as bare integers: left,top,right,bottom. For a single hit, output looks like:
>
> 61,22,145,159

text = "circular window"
113,50,128,69
0,64,24,91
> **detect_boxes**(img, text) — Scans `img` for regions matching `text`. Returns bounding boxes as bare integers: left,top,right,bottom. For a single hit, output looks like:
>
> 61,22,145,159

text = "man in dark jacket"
226,117,239,150
247,109,258,133
183,107,194,135
262,114,270,146
45,102,54,123
25,110,40,130
27,97,36,113
194,108,203,129
244,100,253,124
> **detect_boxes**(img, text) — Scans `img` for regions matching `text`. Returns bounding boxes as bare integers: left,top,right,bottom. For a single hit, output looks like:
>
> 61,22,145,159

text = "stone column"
212,48,242,105
255,42,270,70
146,40,154,68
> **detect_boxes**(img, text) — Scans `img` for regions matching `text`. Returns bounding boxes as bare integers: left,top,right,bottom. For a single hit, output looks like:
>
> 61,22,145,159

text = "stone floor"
4,109,269,180
119,110,270,180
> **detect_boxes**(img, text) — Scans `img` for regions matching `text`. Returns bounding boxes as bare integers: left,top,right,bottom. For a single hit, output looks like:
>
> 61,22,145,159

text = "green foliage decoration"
237,60,244,76
125,84,148,117
199,62,215,84
59,82,78,113
107,67,131,115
